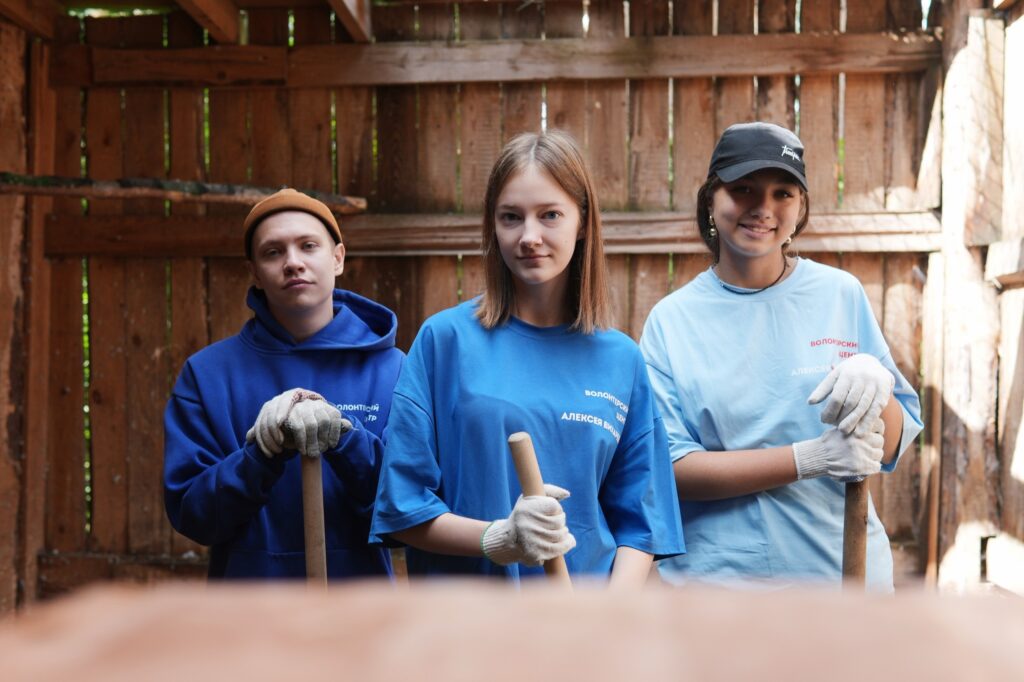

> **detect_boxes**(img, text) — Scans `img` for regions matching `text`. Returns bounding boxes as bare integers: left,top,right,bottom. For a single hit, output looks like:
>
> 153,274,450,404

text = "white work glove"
245,388,329,458
807,354,895,436
792,418,885,481
282,398,352,458
481,484,577,567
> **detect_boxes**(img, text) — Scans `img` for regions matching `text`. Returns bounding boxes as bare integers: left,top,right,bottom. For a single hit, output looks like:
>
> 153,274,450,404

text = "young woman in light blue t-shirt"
640,123,922,590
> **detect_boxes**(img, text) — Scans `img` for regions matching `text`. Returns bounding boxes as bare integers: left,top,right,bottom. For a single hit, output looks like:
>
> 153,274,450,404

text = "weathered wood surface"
2,584,1024,681
0,0,60,40
49,31,943,88
0,17,26,612
43,210,944,257
175,0,239,44
0,173,367,214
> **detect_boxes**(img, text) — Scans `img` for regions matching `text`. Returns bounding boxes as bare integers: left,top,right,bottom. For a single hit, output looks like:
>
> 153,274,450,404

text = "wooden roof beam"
327,0,371,43
175,0,240,45
0,0,61,40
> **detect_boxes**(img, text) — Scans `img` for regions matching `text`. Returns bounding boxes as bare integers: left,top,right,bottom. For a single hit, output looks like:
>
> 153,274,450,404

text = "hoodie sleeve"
321,414,385,519
163,364,288,547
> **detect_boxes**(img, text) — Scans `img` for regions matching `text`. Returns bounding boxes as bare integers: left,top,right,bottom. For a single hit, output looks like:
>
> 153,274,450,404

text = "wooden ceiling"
0,0,372,43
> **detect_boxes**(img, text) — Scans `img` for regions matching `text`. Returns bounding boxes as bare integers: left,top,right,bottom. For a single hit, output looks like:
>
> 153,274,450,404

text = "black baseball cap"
708,122,808,191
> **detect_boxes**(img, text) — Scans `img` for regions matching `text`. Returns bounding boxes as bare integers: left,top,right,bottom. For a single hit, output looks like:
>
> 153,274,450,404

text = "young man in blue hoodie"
163,189,403,579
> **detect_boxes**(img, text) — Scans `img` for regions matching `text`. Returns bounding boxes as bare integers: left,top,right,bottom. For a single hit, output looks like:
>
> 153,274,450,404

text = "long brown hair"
696,174,810,263
475,130,610,334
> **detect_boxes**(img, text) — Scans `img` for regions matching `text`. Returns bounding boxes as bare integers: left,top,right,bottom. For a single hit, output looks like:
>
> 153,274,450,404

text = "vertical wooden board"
806,252,841,270
0,18,26,610
756,0,796,128
920,251,943,585
459,255,486,303
82,16,130,555
841,0,887,211
167,11,210,557
841,253,885,516
22,38,58,604
799,0,840,210
885,0,928,211
46,259,86,554
458,4,502,213
715,0,756,134
248,8,291,190
544,3,586,141
672,2,715,214
1005,14,1024,242
206,83,251,342
500,2,543,139
606,255,630,334
998,289,1024,541
374,4,417,212
415,6,459,323
671,253,711,292
45,16,86,558
370,5,421,348
880,254,924,545
584,2,627,210
415,4,457,212
628,255,671,341
628,1,670,211
419,256,459,319
120,14,173,555
338,255,379,305
335,84,373,201
291,7,333,193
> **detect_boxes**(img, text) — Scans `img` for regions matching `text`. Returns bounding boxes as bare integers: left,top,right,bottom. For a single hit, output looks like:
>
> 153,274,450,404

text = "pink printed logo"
810,337,859,359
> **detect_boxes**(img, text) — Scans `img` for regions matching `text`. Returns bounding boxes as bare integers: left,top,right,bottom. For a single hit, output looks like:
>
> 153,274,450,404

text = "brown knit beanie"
243,188,342,258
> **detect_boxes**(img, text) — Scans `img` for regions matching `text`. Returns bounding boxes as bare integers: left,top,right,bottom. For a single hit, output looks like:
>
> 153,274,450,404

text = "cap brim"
716,160,808,191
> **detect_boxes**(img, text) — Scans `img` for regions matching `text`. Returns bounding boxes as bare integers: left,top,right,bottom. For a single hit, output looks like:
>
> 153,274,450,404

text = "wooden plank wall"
32,0,939,593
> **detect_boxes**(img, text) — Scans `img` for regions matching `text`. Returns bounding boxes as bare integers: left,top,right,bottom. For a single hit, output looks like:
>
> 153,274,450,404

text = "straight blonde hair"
475,130,610,334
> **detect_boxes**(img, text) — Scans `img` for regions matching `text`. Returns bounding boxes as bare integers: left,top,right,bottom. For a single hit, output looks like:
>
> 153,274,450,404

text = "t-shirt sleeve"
639,310,705,461
369,325,451,544
855,284,924,472
598,353,685,560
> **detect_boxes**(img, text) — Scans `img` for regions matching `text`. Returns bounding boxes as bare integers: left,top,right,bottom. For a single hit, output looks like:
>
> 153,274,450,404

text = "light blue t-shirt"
370,300,685,580
640,258,923,591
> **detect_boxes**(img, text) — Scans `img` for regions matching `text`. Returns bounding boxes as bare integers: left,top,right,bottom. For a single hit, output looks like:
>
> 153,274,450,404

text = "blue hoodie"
164,287,403,579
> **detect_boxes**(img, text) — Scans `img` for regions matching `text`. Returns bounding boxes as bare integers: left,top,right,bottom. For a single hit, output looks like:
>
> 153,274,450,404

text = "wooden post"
936,4,1001,591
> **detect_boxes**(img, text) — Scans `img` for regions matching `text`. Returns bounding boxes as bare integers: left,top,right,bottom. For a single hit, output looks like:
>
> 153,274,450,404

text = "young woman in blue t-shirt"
370,130,684,585
640,122,923,590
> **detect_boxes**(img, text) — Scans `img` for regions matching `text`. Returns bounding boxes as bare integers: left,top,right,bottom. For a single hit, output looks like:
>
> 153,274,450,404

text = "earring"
784,235,793,246
708,214,717,239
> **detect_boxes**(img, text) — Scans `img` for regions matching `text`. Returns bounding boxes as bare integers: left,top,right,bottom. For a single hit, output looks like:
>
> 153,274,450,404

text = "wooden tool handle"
301,455,328,587
842,478,869,588
507,432,573,589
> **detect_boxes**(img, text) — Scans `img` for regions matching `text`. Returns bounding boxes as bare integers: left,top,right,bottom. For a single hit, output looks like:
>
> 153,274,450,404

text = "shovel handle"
301,454,328,586
507,432,573,589
842,478,869,588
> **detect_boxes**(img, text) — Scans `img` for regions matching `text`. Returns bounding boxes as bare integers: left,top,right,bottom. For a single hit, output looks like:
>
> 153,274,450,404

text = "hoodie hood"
242,287,397,353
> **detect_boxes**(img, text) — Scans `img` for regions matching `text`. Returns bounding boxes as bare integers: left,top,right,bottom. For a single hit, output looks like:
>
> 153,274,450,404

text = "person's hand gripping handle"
507,432,573,589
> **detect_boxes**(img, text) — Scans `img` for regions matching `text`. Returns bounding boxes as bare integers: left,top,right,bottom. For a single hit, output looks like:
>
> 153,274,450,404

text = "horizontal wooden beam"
175,0,240,45
44,210,943,257
49,30,941,88
985,238,1024,290
0,0,61,40
38,552,206,597
0,172,366,214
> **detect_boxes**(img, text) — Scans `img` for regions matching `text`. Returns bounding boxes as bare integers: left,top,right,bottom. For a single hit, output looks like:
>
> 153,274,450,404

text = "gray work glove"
481,484,576,567
807,354,895,437
245,388,327,458
282,398,352,458
792,418,885,481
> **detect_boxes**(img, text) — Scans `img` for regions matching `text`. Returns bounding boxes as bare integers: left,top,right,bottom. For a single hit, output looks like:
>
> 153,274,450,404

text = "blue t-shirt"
640,258,923,591
370,300,685,580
